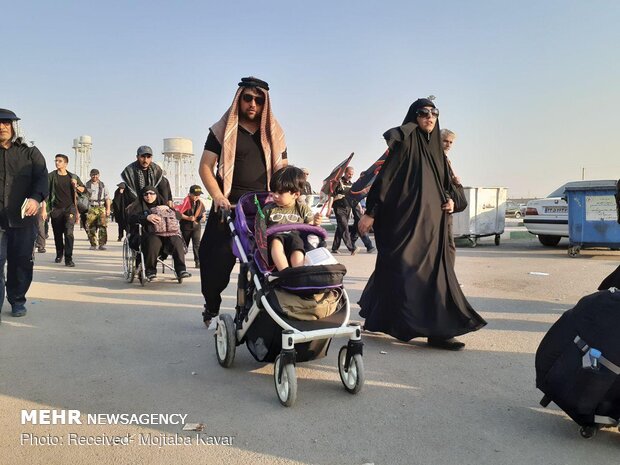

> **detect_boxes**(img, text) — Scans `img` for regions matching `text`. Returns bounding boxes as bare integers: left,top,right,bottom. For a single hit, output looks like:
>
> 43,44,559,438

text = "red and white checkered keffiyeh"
210,86,287,199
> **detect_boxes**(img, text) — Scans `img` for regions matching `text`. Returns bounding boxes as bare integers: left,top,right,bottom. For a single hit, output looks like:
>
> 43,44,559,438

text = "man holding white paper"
0,109,48,320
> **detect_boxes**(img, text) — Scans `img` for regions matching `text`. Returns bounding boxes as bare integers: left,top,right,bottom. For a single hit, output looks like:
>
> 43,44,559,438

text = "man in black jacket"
48,154,86,267
0,109,48,319
120,146,173,207
330,166,358,255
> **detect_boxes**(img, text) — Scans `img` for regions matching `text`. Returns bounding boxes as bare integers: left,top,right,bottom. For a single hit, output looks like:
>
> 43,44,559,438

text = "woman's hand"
312,213,322,225
358,214,374,236
147,214,161,225
442,199,455,214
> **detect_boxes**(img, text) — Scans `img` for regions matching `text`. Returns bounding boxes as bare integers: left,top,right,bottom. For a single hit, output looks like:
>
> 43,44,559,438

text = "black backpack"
535,289,620,437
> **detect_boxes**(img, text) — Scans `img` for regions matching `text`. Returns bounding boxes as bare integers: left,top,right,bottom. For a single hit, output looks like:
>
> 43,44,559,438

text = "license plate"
544,206,567,214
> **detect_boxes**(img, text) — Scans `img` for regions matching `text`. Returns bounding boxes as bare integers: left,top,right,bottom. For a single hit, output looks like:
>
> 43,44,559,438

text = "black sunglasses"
241,94,265,105
416,108,439,118
143,191,156,196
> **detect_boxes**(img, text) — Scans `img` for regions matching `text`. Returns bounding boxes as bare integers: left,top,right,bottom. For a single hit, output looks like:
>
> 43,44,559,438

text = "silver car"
524,184,569,246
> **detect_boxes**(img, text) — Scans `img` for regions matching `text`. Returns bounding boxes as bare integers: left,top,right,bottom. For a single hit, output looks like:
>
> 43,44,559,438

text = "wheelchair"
122,224,186,286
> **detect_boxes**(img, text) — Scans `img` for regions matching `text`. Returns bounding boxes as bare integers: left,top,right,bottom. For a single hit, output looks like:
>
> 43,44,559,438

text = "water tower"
72,135,92,181
162,138,196,198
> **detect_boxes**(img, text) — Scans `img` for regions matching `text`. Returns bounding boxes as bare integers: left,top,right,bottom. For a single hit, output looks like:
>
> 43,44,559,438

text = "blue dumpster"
565,180,620,257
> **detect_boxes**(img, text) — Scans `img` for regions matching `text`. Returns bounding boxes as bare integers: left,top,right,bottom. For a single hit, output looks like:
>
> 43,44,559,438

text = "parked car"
505,201,526,219
306,194,332,226
523,183,575,246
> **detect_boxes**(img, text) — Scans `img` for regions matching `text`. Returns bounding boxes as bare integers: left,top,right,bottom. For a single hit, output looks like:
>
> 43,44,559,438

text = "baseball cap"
189,185,202,195
90,169,100,176
137,145,153,156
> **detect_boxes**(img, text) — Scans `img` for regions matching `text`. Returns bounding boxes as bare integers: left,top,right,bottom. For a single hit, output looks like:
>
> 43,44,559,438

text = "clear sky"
6,0,619,198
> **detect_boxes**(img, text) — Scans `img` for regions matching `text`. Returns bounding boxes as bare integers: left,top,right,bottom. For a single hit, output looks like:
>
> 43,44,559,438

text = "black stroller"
214,192,364,406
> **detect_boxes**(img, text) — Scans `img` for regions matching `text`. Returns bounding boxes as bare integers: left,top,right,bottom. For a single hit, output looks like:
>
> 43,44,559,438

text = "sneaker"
202,309,218,328
65,260,75,267
427,337,465,351
11,305,27,317
366,247,376,253
89,245,97,250
350,247,360,255
117,238,122,242
146,273,157,281
37,247,46,253
98,245,107,250
194,261,200,268
178,271,192,279
54,256,62,263
331,250,340,255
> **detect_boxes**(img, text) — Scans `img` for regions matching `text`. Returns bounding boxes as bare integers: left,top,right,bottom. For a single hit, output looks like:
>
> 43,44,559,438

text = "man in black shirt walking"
330,166,358,255
0,109,48,319
48,154,85,267
198,76,287,326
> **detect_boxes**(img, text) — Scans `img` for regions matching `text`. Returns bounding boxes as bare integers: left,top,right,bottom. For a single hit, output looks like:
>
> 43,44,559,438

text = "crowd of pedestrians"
1,79,482,353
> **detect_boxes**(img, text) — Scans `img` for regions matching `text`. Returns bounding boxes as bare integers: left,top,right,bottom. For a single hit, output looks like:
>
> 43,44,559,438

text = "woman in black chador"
357,98,486,350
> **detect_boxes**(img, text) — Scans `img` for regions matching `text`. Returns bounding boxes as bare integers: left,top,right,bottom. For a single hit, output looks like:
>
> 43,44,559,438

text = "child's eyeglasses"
270,213,301,222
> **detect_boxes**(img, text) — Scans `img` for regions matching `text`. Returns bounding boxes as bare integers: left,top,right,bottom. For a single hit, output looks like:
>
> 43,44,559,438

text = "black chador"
359,101,486,341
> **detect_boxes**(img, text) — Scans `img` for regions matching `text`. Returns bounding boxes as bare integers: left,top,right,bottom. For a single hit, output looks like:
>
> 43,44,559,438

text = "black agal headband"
238,76,269,91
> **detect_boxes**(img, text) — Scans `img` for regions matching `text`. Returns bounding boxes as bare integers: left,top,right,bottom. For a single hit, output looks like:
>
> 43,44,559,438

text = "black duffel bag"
536,289,620,428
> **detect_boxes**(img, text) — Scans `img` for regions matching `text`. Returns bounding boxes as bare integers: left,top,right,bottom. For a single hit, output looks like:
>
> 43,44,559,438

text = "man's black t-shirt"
55,173,74,209
204,126,267,203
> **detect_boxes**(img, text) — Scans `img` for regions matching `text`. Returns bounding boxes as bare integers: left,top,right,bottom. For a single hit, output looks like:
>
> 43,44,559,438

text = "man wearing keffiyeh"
198,76,288,327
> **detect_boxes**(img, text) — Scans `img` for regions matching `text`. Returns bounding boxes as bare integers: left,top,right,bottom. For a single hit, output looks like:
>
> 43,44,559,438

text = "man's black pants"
332,205,354,252
198,207,236,315
182,222,201,264
0,224,37,309
51,206,76,262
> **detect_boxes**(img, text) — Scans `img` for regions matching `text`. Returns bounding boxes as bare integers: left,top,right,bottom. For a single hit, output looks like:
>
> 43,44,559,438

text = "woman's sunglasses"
241,94,265,105
143,191,156,196
416,108,440,118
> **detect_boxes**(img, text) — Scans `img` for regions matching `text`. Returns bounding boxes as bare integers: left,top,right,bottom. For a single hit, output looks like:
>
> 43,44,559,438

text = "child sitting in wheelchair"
264,166,322,271
126,185,191,281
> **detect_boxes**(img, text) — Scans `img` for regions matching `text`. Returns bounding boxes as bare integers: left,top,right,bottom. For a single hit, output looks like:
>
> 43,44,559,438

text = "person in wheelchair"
126,186,191,281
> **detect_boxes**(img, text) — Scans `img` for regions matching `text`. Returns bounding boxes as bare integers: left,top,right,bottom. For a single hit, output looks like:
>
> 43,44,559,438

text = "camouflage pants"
86,206,108,246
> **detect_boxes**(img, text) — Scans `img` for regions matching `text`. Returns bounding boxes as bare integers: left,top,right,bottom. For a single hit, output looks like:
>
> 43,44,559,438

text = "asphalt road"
1,226,619,465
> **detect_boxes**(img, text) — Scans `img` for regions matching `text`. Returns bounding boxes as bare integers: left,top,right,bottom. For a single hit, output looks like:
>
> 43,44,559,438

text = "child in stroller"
263,166,322,271
212,186,365,407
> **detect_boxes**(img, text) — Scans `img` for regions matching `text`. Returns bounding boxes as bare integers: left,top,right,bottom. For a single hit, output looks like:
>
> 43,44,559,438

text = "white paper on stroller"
304,247,338,266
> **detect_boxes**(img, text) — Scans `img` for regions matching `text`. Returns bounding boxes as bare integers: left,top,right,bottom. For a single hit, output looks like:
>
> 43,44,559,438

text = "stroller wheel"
338,346,365,394
579,425,598,439
215,314,236,368
274,355,297,407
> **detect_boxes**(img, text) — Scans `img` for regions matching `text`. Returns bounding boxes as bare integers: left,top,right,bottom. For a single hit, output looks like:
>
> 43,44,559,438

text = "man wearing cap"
48,154,86,267
0,109,48,319
112,182,127,241
84,169,111,250
120,145,173,207
178,185,205,268
198,76,287,326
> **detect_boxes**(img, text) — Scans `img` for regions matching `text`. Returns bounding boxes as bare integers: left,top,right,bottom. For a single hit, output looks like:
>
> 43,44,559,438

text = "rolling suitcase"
535,288,620,438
